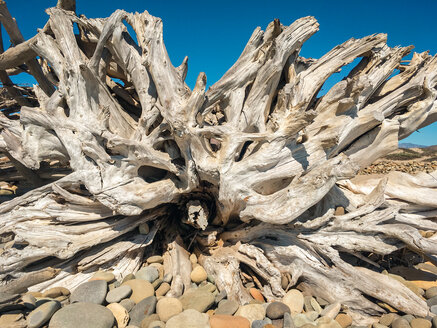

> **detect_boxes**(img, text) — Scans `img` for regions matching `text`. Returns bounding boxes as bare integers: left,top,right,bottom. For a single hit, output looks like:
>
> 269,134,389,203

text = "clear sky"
3,0,437,146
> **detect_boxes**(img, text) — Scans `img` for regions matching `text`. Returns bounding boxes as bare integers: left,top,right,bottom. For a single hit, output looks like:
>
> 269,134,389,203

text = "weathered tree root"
0,0,436,322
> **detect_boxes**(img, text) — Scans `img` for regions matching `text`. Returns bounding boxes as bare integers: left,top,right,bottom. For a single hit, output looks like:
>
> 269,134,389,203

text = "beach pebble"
156,297,183,322
191,266,208,283
70,280,107,304
48,303,114,328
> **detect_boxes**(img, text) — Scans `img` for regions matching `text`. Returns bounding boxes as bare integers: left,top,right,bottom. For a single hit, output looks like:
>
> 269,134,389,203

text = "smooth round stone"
139,223,149,235
379,313,400,326
191,266,207,283
120,298,135,312
392,318,412,328
179,289,215,312
27,300,61,328
147,256,163,264
190,254,197,264
49,303,114,328
252,318,273,328
249,288,264,302
107,303,129,328
90,271,115,283
235,304,266,324
42,287,70,298
106,285,132,303
266,301,290,319
122,279,155,303
166,309,209,328
215,299,239,315
149,321,165,328
70,280,107,304
282,289,304,313
411,318,432,328
210,315,250,328
156,282,170,297
136,267,159,283
129,296,157,326
156,297,183,322
426,286,437,299
335,313,352,328
22,294,36,309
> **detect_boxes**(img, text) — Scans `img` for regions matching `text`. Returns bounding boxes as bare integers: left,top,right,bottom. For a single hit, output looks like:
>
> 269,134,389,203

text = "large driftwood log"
0,0,437,322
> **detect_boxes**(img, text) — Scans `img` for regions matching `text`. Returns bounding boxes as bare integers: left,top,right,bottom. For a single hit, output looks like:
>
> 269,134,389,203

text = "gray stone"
149,321,165,328
283,312,295,328
304,296,314,312
432,316,437,328
266,301,291,320
373,324,389,328
215,299,239,315
136,267,159,283
128,296,157,326
214,289,227,304
402,314,415,323
165,309,209,328
427,296,437,308
70,280,107,304
106,285,132,303
431,305,437,315
252,318,273,328
27,300,61,328
179,289,214,312
49,303,114,328
120,298,135,312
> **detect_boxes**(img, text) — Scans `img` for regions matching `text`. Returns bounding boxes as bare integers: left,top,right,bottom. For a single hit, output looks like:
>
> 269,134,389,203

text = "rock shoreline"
1,253,437,328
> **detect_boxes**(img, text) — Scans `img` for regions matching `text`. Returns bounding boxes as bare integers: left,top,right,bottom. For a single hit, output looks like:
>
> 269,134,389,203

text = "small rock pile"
1,254,437,328
359,161,437,175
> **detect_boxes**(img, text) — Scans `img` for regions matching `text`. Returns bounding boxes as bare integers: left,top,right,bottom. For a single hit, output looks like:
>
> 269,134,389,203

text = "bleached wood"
0,2,436,321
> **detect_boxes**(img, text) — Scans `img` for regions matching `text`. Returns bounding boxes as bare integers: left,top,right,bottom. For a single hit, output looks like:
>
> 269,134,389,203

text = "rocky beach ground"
2,249,437,328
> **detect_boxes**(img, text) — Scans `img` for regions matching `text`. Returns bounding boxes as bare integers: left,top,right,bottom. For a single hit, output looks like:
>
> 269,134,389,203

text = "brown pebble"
209,315,250,328
334,206,345,215
335,313,352,328
249,288,264,302
411,318,432,328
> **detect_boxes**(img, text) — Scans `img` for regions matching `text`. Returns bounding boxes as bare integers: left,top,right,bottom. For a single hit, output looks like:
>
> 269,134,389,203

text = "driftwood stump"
0,0,437,321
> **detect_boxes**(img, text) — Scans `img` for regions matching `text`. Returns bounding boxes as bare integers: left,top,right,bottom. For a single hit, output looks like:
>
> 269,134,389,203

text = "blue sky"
4,0,437,145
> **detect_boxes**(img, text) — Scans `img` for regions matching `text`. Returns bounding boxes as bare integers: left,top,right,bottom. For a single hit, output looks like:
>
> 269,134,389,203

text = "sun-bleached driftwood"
0,0,437,322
